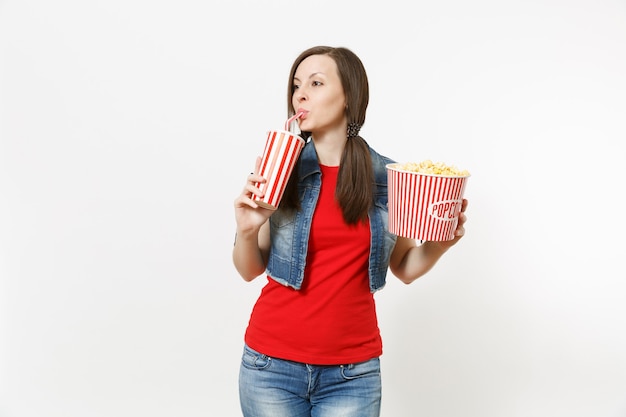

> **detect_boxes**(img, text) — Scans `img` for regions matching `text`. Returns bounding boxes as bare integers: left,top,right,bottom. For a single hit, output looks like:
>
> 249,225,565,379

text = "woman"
233,46,468,417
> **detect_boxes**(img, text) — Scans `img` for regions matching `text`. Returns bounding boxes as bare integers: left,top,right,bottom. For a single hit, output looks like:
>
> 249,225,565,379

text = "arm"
232,159,273,281
389,199,468,284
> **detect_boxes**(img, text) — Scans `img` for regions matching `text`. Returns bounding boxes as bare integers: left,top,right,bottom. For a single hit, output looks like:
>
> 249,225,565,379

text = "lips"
297,109,309,119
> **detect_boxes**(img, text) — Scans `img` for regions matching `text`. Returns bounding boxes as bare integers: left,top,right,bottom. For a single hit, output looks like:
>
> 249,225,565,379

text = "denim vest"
265,140,397,293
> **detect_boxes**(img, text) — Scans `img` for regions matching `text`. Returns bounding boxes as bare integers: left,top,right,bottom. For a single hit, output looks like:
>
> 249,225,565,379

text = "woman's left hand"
389,198,468,284
434,198,468,249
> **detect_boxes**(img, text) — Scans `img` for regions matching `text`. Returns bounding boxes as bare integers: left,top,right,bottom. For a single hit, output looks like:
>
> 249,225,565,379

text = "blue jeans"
239,344,382,417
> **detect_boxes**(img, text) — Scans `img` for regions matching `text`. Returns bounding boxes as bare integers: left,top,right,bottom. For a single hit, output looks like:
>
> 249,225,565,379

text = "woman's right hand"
233,157,274,235
232,157,274,281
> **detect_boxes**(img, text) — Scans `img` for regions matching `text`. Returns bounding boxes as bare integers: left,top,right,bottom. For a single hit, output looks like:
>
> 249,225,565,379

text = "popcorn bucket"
387,163,469,241
253,130,305,210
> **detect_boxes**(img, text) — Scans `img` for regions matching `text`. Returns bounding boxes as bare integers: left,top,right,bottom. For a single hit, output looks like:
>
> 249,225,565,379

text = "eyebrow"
293,72,325,82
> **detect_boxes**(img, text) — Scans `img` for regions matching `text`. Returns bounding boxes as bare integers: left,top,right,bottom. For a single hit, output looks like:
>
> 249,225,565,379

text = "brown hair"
281,46,374,224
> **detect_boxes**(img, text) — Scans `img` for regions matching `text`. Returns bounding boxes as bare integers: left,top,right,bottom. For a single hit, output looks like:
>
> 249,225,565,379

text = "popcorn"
386,161,470,241
393,160,470,177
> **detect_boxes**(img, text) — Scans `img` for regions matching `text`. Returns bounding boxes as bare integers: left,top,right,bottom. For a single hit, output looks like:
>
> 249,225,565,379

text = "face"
292,54,347,137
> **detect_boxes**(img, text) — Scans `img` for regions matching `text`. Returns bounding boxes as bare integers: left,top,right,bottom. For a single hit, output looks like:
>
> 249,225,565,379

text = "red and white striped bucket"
387,163,469,241
253,130,305,210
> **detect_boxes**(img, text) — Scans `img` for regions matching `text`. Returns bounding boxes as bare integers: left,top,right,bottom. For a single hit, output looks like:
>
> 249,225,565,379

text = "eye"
312,80,322,87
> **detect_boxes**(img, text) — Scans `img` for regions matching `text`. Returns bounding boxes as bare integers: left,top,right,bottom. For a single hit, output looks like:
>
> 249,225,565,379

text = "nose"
294,86,307,102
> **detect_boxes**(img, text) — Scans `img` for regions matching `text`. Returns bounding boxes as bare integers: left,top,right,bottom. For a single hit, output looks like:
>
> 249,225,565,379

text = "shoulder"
367,144,395,183
367,144,395,165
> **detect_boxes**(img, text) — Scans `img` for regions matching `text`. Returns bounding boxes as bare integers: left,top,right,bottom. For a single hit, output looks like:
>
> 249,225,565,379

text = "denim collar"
298,138,392,184
298,139,321,179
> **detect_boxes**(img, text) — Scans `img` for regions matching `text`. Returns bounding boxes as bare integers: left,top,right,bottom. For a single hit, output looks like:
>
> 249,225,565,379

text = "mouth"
296,109,309,120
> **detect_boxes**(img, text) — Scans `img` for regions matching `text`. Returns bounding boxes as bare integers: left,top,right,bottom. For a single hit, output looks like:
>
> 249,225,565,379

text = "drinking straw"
285,111,305,132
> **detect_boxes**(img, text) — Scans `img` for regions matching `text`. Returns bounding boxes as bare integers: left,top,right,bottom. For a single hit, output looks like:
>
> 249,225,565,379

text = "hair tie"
347,122,362,138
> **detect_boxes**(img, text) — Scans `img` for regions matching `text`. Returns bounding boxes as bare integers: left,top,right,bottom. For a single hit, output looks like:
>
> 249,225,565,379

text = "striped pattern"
254,130,305,210
387,165,468,241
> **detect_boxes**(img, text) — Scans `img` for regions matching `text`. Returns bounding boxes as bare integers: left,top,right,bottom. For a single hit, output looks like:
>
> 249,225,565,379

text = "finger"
248,171,265,185
234,192,261,209
460,198,468,212
242,181,264,199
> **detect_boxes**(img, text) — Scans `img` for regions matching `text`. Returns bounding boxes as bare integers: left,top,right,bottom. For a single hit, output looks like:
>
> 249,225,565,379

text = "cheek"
328,93,347,115
328,100,347,121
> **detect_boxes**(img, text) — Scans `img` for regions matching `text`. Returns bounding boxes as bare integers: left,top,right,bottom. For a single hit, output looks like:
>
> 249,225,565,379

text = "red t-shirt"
244,164,382,365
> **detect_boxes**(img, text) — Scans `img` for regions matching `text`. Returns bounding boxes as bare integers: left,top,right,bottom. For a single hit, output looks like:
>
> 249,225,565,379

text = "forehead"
294,54,338,78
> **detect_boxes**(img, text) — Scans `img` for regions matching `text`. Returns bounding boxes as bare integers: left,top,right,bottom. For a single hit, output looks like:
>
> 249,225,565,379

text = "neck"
312,135,346,166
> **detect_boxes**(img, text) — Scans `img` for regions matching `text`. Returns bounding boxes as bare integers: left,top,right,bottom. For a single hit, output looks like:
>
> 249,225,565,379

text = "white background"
1,0,625,416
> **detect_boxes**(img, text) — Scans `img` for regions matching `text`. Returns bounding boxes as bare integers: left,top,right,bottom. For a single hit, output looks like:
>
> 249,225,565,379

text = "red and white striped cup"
253,130,305,210
387,163,469,241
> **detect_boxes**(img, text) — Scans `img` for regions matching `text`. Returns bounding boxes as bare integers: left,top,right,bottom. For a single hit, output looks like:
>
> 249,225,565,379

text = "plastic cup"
387,163,469,241
253,130,305,210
